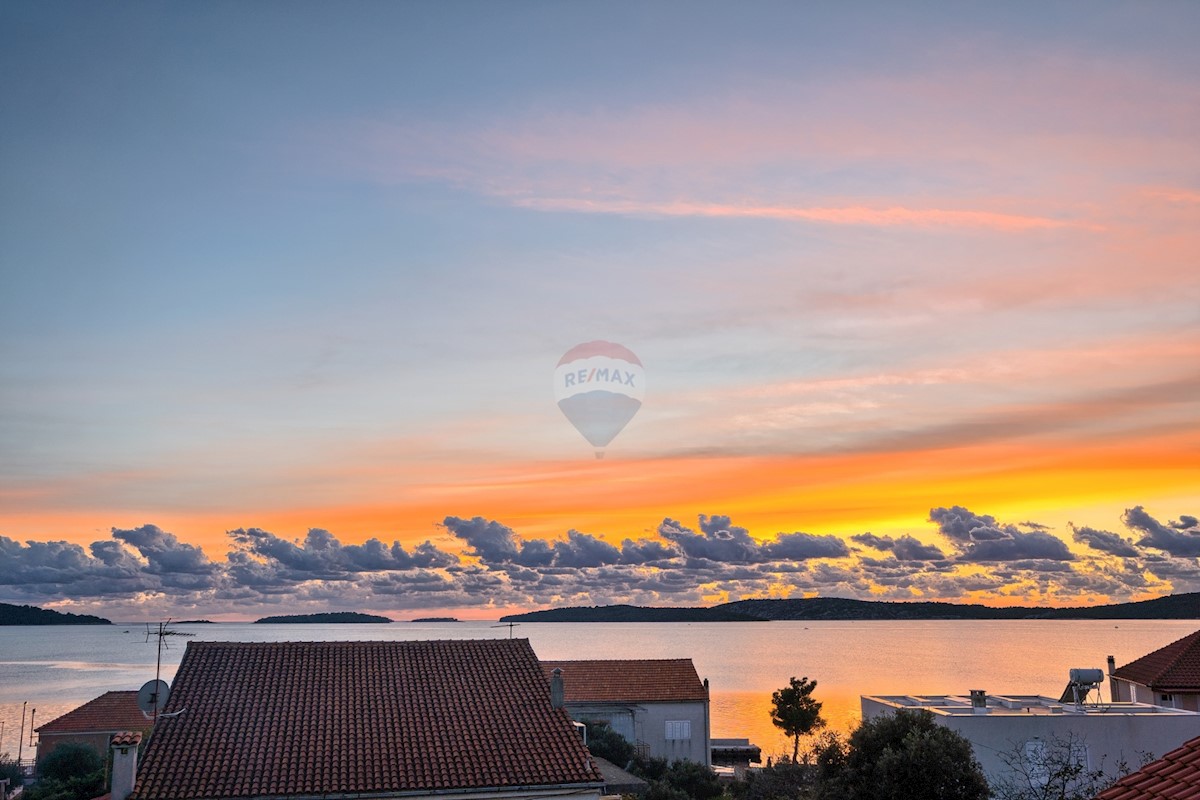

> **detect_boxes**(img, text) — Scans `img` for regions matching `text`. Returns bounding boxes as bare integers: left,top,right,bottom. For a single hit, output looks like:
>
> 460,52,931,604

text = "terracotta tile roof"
37,691,150,735
541,659,707,703
131,639,601,800
1113,628,1200,691
1095,734,1200,800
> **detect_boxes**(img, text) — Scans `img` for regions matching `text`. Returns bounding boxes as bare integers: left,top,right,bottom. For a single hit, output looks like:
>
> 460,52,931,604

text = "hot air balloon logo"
554,341,644,458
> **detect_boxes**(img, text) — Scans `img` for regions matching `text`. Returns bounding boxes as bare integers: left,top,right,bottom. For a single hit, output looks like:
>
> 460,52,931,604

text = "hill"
720,593,1200,620
254,612,393,624
499,604,766,623
501,593,1200,623
0,602,111,625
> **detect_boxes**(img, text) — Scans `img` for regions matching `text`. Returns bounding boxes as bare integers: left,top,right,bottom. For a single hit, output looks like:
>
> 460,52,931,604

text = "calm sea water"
1,619,1194,760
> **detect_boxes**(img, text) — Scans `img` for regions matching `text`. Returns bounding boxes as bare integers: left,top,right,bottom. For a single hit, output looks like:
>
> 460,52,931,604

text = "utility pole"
17,701,26,765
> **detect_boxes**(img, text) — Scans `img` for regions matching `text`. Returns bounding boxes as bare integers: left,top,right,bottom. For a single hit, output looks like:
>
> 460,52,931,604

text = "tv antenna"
491,622,520,638
143,620,193,723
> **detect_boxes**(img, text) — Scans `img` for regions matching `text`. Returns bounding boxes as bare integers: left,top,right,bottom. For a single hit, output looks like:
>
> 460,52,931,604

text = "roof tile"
1113,629,1200,691
131,639,601,800
1097,735,1200,800
37,692,151,735
541,659,707,703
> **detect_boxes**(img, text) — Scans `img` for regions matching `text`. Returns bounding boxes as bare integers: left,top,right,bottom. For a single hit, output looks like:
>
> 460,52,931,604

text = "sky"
1,1,1198,621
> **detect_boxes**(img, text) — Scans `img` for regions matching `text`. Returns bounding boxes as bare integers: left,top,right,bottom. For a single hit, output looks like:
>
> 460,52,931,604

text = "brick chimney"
110,731,141,800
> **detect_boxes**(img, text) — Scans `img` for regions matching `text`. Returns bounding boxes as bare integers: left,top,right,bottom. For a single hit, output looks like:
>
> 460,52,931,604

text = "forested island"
500,592,1200,622
410,617,460,622
254,612,393,624
0,602,111,625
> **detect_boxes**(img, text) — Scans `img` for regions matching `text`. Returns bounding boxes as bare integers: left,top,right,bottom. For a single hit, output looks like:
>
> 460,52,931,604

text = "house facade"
129,639,604,800
34,691,152,771
1109,629,1200,711
862,692,1200,786
541,659,710,766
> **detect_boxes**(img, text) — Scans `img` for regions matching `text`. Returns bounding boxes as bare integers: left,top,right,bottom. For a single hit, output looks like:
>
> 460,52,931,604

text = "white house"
861,691,1200,786
541,659,711,765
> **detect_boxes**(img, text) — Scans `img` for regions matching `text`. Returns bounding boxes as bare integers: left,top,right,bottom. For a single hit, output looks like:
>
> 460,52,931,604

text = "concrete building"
541,659,711,765
862,692,1200,785
130,640,604,800
1109,629,1200,711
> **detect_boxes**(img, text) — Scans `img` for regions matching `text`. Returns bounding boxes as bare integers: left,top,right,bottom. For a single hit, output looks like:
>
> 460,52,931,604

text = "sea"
1,619,1194,761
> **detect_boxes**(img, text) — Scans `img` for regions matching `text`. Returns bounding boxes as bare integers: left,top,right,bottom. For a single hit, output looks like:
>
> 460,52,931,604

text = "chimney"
969,690,987,714
1107,655,1118,701
550,668,564,708
110,731,141,800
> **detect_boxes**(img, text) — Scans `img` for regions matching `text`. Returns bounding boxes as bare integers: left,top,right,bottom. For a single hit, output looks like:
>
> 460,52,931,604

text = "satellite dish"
138,679,170,717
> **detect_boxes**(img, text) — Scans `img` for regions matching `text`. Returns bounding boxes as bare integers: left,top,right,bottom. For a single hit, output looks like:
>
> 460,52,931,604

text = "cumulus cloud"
1123,505,1200,556
0,505,1190,615
657,514,848,563
929,505,1073,563
850,532,944,561
1072,524,1141,557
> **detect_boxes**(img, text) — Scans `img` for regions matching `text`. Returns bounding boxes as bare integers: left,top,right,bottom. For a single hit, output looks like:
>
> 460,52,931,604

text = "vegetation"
1,755,23,798
771,676,827,762
499,592,1200,622
813,709,988,800
23,744,104,800
499,604,765,622
990,732,1152,800
253,612,392,623
582,720,635,767
581,721,721,800
0,603,110,625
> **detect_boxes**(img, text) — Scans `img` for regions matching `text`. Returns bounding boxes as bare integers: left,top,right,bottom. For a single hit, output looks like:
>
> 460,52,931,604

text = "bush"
24,744,104,800
584,720,635,767
814,710,988,800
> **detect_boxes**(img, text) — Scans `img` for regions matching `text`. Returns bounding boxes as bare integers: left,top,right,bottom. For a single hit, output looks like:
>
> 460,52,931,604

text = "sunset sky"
1,2,1198,620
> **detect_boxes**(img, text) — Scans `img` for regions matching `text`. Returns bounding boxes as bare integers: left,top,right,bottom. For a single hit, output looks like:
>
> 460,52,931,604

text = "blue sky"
2,1,1198,619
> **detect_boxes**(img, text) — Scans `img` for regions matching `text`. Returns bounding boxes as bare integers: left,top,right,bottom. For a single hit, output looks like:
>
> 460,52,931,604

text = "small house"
540,659,710,765
1109,629,1200,711
35,691,152,771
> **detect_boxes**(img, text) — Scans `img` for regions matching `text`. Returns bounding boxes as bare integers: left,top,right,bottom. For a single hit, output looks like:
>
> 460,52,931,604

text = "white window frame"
665,720,691,740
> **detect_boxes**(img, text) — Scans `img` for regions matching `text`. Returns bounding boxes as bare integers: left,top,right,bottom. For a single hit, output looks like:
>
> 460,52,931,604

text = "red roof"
37,691,150,735
541,659,707,703
1113,629,1200,691
1096,734,1200,800
131,639,601,800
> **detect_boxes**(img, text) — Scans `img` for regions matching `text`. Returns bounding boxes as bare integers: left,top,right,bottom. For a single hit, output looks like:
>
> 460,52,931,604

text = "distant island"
500,593,1200,622
501,604,767,623
254,612,393,624
0,602,111,626
174,619,215,624
410,617,460,622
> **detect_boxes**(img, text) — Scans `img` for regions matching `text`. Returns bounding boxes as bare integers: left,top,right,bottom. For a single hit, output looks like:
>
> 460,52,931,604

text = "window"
665,720,691,740
1162,693,1174,703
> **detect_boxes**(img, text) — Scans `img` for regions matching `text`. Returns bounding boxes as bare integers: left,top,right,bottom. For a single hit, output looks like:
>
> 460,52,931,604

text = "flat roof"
863,693,1200,718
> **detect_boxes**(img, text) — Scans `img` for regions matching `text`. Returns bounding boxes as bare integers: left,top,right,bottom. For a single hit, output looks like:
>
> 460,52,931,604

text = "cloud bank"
0,505,1194,619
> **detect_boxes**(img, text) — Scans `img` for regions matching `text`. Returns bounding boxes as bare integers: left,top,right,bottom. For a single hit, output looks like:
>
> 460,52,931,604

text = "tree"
990,732,1152,800
771,676,827,762
23,744,104,800
582,720,635,768
814,709,988,800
